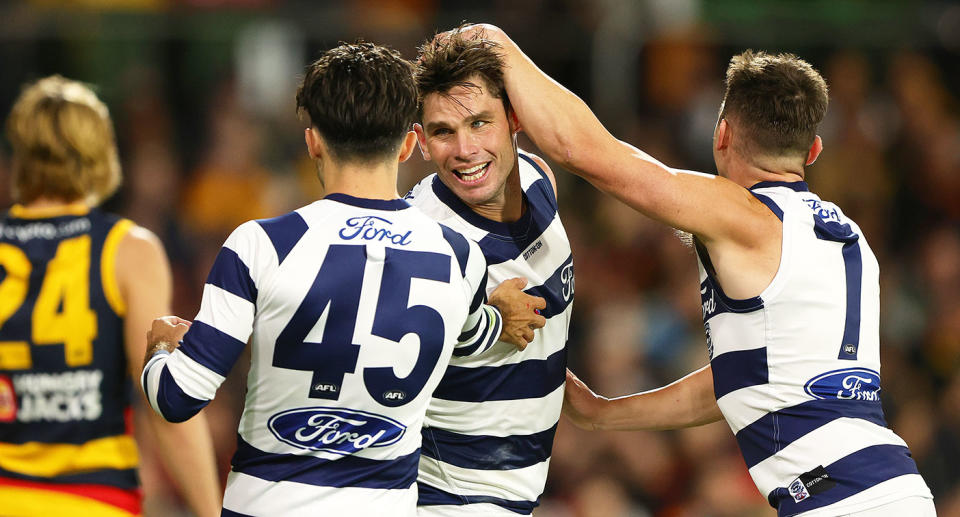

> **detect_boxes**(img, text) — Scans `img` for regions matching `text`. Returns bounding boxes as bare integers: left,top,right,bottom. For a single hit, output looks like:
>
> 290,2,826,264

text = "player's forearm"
483,26,683,224
141,350,214,422
596,365,723,431
454,304,503,357
146,410,222,517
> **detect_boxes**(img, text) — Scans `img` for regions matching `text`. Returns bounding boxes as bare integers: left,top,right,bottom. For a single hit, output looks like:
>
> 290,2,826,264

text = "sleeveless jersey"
405,152,574,515
141,194,502,517
697,181,932,516
0,204,141,516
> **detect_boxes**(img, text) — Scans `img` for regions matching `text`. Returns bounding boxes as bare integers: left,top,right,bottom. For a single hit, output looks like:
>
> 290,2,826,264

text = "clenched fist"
143,315,192,368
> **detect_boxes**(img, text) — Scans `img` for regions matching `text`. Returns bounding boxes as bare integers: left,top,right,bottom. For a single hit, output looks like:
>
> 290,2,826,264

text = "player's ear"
714,119,731,152
805,135,823,166
412,123,432,161
398,131,418,163
304,127,326,160
507,107,521,134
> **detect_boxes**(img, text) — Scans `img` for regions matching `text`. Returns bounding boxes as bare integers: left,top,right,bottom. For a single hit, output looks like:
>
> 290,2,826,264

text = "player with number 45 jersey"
141,41,545,517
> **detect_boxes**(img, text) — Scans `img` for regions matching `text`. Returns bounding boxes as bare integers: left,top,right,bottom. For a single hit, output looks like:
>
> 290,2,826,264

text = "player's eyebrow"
424,110,496,134
423,120,452,133
466,110,495,123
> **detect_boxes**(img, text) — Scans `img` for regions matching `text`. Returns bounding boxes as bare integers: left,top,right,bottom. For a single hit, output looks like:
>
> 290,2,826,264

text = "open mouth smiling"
453,162,490,183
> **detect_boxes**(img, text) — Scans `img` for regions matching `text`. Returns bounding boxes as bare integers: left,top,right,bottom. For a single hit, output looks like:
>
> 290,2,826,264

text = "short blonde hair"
6,75,121,205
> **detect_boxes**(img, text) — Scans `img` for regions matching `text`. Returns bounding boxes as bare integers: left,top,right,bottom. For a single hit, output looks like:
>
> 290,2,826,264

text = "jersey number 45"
273,244,451,408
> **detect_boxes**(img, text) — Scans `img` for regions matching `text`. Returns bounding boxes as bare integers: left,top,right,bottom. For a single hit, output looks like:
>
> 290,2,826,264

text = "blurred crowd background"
1,1,958,516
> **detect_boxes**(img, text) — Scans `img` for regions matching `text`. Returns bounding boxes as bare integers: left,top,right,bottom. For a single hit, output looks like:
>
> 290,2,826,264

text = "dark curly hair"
296,40,417,162
414,27,509,119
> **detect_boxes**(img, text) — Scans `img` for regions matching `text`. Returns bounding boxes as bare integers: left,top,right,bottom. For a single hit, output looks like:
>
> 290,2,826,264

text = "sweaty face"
417,80,518,217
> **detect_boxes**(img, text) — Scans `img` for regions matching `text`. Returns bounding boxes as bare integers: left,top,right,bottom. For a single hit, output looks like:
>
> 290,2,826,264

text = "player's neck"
21,197,86,209
468,165,525,223
727,153,805,188
319,161,400,201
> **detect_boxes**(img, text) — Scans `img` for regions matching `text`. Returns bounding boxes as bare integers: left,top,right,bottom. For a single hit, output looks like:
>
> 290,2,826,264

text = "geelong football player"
405,31,572,516
140,41,545,516
459,24,935,517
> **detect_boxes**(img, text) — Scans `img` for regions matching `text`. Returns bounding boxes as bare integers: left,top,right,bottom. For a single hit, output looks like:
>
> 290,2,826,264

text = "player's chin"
459,188,497,207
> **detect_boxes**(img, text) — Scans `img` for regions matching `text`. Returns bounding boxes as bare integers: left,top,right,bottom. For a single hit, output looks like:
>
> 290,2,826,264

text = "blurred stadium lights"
0,1,955,48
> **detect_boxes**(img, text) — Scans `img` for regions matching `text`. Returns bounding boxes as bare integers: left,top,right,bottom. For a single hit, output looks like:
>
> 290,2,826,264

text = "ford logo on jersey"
804,368,881,402
339,216,412,245
267,407,406,455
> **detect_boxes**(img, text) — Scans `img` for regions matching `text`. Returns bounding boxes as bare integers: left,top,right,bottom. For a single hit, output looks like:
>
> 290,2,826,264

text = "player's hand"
489,277,546,351
427,24,508,57
143,316,192,368
562,369,607,431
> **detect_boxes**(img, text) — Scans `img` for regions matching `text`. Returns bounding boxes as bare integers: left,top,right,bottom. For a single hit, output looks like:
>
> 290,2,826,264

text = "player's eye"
432,128,452,136
471,120,488,129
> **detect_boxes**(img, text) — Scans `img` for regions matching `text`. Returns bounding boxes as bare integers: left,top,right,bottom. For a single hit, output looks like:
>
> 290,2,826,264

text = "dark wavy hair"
296,40,417,162
414,27,509,119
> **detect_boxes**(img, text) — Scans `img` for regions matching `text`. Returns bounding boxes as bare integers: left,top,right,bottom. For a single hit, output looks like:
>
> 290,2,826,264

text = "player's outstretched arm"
563,366,723,431
116,226,222,517
489,277,547,350
458,25,773,248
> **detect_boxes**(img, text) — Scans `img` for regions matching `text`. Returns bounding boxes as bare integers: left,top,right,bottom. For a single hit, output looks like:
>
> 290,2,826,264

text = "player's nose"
453,131,480,158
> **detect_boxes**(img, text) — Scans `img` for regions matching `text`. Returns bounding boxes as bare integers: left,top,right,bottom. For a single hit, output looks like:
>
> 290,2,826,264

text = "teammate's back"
144,194,501,515
700,182,931,515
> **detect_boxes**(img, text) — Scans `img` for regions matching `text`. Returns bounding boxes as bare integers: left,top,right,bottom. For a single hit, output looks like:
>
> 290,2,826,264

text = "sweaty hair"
414,27,508,119
295,40,417,163
720,50,829,159
5,75,121,206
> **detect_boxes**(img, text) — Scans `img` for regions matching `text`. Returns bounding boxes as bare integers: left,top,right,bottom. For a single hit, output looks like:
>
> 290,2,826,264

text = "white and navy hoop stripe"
405,151,574,515
697,181,932,516
142,194,503,516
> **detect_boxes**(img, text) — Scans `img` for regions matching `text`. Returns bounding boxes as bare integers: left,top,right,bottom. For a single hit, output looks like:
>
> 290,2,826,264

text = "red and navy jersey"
0,203,141,516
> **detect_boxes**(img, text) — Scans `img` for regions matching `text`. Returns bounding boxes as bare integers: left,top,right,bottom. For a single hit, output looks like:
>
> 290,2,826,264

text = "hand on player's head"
428,23,506,57
488,277,547,351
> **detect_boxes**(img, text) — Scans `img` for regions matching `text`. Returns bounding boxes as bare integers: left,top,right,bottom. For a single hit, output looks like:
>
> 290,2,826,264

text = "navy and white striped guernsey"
141,194,503,516
405,151,574,515
697,181,932,516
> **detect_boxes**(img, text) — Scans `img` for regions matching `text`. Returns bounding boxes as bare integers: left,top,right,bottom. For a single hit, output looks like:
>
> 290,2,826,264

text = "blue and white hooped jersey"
141,194,502,517
697,181,932,516
405,152,573,515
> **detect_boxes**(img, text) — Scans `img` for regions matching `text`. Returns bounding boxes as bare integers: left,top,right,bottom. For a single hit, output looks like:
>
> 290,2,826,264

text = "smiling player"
405,31,573,516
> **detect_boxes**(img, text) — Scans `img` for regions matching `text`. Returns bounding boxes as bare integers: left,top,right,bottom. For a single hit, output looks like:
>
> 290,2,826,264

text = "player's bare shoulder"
117,225,167,267
114,223,171,293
